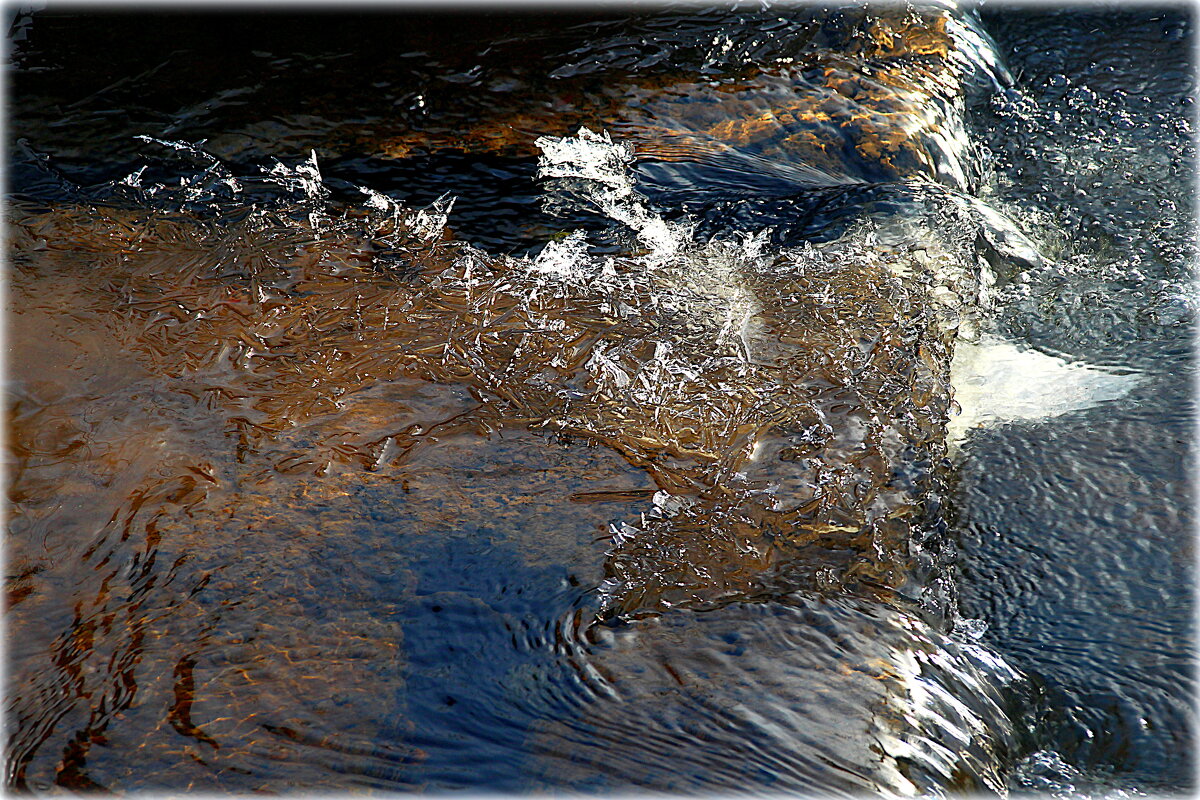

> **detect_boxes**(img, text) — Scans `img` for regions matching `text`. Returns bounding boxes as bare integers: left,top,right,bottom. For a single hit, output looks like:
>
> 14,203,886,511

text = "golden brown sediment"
5,5,1006,790
357,7,982,190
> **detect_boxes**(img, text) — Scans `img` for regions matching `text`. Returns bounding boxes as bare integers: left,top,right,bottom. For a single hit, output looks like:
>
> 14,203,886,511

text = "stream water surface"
5,4,1195,796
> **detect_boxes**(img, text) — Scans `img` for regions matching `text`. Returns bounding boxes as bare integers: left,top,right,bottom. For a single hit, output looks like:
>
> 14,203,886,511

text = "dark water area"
5,3,1195,797
956,7,1196,795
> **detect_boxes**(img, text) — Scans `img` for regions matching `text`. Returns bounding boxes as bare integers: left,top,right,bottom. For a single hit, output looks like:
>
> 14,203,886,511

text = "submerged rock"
5,3,1054,795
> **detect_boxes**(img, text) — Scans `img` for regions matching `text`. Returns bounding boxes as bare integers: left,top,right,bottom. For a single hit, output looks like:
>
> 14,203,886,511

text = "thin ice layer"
11,129,984,620
8,134,1008,791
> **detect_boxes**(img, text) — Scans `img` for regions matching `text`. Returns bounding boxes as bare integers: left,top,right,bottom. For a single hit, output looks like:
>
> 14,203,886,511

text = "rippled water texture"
6,4,1194,796
959,8,1195,795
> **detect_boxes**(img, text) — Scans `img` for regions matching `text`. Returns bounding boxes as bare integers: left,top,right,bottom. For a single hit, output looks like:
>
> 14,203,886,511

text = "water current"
5,4,1195,796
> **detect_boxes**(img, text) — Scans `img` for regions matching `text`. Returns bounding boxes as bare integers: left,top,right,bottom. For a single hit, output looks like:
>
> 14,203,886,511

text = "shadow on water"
5,3,1194,796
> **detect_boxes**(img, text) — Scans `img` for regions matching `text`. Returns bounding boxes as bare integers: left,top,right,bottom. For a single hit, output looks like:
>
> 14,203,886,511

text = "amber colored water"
6,5,1194,796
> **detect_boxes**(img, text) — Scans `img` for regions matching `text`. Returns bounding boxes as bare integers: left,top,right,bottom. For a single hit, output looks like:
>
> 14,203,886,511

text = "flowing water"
5,4,1194,796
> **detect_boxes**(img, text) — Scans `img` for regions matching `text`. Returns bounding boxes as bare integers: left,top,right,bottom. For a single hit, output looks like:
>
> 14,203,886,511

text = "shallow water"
956,7,1195,794
5,4,1194,796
